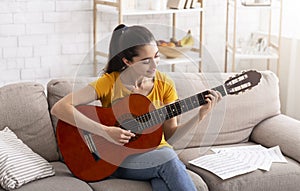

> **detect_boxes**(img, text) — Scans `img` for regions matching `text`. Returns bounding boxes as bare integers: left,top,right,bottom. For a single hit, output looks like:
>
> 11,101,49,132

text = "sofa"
0,70,299,191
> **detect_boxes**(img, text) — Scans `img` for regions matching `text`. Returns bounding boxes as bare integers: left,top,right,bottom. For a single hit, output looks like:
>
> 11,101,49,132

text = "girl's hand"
199,90,222,121
104,126,136,145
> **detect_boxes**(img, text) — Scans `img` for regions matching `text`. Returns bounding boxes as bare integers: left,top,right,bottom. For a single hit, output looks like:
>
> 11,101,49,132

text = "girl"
51,24,221,191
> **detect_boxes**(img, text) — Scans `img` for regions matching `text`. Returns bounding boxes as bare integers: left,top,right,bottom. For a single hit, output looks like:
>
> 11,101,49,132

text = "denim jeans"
112,147,197,191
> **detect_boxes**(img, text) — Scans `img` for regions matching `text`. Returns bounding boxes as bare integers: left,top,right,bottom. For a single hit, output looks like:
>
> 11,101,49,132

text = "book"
167,0,186,9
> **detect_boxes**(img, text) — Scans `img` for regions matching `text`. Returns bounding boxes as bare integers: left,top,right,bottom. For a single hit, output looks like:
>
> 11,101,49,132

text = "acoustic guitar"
56,70,262,182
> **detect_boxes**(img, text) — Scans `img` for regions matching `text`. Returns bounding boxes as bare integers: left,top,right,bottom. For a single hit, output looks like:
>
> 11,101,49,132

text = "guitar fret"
184,97,192,111
198,92,206,105
168,104,175,118
165,105,171,120
164,107,170,120
156,108,165,122
159,107,167,121
191,95,199,108
212,85,227,97
173,103,178,116
150,111,158,126
155,109,164,123
155,110,164,124
175,102,182,115
145,113,151,128
182,100,190,112
149,112,157,127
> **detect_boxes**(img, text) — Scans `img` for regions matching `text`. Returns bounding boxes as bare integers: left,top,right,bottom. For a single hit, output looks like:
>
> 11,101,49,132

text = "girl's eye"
141,59,151,64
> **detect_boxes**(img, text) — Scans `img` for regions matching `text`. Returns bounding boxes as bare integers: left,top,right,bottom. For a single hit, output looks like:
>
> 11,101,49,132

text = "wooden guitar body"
56,94,163,182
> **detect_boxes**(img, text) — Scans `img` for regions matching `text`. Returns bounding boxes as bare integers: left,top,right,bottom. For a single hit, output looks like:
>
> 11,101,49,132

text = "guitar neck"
123,84,227,133
161,84,227,121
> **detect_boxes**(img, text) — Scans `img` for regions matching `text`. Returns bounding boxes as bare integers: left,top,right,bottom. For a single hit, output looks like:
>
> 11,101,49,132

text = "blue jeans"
112,147,197,191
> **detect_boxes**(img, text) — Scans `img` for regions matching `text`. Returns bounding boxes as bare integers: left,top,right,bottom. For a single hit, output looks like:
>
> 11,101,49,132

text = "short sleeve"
155,72,178,105
89,73,119,100
164,78,178,104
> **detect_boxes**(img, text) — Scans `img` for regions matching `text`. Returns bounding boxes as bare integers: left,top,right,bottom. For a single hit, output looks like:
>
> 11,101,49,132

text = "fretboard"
121,84,227,133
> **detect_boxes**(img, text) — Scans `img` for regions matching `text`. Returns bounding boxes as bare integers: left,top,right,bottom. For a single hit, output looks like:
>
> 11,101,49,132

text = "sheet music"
189,152,257,180
266,145,288,163
189,145,287,180
212,145,272,171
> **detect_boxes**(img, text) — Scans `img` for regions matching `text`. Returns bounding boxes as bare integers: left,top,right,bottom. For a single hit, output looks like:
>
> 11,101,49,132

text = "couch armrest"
250,114,300,163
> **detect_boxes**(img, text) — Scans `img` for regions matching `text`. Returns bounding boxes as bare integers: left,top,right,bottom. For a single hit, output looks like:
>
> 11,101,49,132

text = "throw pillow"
0,127,55,190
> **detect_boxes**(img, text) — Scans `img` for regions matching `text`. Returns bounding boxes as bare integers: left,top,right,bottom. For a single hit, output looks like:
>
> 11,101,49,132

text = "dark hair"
104,24,156,74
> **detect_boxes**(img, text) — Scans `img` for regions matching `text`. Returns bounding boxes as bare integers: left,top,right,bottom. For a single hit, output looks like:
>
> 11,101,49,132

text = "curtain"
280,0,300,120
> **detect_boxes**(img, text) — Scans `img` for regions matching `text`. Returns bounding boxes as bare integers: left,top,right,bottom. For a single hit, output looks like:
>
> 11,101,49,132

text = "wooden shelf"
227,47,279,60
224,0,282,74
96,5,203,16
93,0,204,75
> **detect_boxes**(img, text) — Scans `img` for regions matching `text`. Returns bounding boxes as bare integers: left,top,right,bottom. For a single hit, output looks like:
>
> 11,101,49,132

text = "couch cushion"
0,82,59,161
167,71,281,149
88,169,208,191
251,114,300,163
89,178,152,191
178,143,300,191
47,77,97,130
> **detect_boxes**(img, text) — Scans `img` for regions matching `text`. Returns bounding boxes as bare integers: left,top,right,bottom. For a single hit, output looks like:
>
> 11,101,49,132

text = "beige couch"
0,70,299,191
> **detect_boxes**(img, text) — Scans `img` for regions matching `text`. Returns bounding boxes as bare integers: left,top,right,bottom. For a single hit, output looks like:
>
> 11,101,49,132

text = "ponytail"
104,24,156,74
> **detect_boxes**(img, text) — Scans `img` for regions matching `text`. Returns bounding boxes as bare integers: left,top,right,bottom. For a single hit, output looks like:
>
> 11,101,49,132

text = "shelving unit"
93,0,204,76
224,0,282,74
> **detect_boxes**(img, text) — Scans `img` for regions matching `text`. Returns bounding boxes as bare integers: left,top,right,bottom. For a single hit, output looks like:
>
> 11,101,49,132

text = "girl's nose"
150,57,159,67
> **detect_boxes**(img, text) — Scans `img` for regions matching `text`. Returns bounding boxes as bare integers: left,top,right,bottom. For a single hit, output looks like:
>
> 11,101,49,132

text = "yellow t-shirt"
89,71,178,148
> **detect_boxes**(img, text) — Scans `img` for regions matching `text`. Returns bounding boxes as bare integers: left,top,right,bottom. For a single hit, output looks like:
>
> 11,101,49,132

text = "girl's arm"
51,85,135,145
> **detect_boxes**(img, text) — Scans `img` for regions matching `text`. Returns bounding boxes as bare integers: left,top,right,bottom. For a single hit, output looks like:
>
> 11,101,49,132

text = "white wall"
0,0,94,86
0,0,239,86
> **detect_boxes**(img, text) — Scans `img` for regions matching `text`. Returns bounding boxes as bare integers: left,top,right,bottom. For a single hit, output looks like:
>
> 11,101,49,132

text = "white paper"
212,145,273,171
189,152,257,180
222,150,273,171
189,145,287,179
266,145,288,163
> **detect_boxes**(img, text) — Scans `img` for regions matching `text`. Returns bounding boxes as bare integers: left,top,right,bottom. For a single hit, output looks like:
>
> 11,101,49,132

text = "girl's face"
127,43,160,78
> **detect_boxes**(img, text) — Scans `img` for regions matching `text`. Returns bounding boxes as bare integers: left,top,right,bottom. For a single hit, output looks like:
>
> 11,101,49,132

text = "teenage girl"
51,24,221,191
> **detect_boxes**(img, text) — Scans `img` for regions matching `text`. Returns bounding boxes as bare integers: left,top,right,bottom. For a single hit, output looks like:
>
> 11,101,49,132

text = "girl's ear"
122,57,131,66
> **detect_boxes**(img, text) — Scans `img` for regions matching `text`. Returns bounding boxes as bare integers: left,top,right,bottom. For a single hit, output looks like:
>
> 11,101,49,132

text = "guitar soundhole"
129,134,141,142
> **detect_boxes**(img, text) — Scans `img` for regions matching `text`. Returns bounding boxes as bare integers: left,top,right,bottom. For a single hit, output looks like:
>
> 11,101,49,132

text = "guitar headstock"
224,70,262,95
